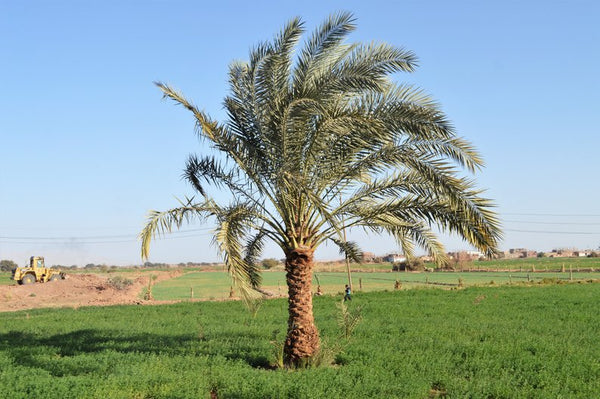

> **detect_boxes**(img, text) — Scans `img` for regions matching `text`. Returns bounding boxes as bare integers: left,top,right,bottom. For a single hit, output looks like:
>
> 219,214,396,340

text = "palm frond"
294,11,356,95
154,82,222,142
243,230,267,289
145,12,502,306
212,203,263,303
331,238,362,264
140,198,215,260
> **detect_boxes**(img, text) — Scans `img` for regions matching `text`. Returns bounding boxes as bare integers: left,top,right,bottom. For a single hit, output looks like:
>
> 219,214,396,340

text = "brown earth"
0,271,182,313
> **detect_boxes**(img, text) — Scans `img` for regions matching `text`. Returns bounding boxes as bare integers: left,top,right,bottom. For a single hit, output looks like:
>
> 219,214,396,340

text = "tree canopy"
141,12,501,366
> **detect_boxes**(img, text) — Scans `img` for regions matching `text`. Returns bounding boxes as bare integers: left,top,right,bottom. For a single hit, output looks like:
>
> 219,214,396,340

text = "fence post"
190,287,194,299
359,278,363,291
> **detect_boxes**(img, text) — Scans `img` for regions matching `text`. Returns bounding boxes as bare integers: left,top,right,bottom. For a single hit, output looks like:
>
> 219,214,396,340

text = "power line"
0,233,210,245
505,229,598,235
0,227,213,241
1,234,136,241
502,220,600,226
503,212,600,217
0,233,211,245
0,230,213,245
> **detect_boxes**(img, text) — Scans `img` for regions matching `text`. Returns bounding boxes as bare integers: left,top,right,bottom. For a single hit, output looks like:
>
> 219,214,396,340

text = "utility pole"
340,194,353,291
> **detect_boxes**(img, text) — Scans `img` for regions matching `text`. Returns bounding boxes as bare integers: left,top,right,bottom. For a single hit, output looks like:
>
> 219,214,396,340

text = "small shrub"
0,259,17,272
305,339,339,368
269,330,284,369
261,258,280,269
429,381,448,398
336,299,363,340
539,277,564,285
287,338,341,369
107,276,133,290
392,258,425,271
143,275,157,300
197,324,205,341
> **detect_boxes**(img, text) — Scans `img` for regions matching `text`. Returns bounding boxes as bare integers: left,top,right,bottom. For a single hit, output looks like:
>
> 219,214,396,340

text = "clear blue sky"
1,0,599,266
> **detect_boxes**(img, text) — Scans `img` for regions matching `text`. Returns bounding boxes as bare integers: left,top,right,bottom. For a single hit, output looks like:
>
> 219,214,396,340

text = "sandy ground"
0,271,182,312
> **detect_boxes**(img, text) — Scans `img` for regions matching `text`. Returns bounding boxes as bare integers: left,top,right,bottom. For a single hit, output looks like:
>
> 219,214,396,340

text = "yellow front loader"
12,256,66,285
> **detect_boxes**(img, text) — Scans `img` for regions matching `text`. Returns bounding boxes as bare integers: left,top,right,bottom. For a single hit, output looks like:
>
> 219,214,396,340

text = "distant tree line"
261,258,281,269
0,260,17,272
0,260,231,271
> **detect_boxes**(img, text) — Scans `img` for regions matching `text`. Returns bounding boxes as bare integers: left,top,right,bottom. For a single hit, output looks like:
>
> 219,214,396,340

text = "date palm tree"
141,12,501,367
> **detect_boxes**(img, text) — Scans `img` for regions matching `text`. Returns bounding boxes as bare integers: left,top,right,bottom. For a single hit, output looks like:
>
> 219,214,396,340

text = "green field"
1,283,599,398
445,256,600,271
3,259,600,302
343,256,600,272
0,273,12,285
151,268,600,301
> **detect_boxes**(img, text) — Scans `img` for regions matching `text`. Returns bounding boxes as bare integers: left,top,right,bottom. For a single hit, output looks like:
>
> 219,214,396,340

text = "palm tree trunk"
283,246,319,366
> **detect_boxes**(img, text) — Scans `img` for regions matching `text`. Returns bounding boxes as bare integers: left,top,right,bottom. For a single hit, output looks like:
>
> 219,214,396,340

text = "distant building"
553,249,575,257
504,248,534,259
546,249,590,258
360,252,376,262
448,251,482,261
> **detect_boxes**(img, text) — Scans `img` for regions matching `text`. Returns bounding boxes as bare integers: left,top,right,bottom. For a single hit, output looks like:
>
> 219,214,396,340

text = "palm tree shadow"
0,328,273,375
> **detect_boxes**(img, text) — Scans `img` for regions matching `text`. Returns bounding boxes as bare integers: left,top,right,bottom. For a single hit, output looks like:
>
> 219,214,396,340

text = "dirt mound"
0,271,181,312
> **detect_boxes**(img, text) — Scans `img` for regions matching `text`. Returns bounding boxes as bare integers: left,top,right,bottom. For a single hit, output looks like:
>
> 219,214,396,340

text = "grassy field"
0,272,12,285
446,256,600,271
1,283,599,398
3,262,599,301
315,256,600,273
150,268,600,301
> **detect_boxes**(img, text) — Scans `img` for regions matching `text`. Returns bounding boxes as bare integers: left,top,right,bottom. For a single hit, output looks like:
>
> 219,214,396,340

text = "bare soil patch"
0,271,181,312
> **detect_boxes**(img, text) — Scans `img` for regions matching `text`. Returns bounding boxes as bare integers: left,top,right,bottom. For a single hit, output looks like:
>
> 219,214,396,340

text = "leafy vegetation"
106,276,134,291
261,258,280,270
1,284,598,398
0,259,17,272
